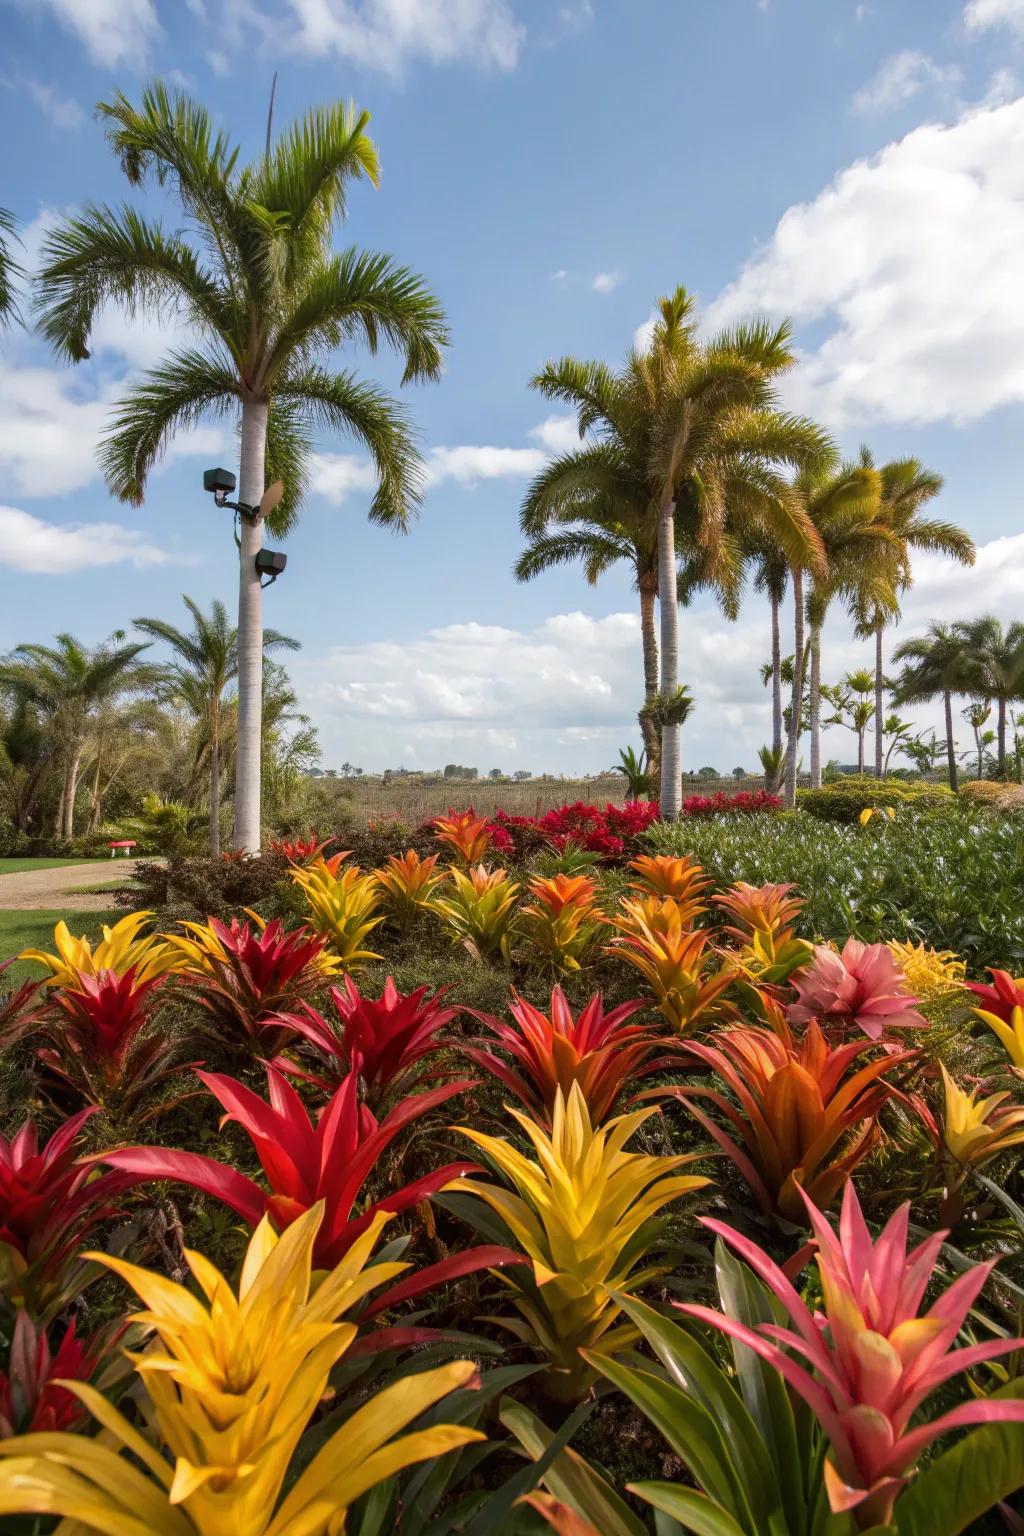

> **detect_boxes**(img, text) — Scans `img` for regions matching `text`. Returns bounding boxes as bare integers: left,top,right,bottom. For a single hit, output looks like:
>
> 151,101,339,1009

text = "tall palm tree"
36,84,448,852
0,634,152,838
0,208,22,330
134,597,298,855
892,623,974,791
854,454,972,778
528,288,828,816
957,617,1024,778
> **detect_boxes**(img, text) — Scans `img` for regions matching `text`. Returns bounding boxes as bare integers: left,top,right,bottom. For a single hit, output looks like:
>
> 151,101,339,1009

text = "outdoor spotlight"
255,548,287,588
203,466,237,506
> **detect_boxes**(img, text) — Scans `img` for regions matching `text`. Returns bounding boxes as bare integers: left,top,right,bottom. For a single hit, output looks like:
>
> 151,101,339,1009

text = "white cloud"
528,415,582,455
308,454,379,506
633,313,657,352
965,0,1024,34
424,444,547,486
708,95,1024,427
23,80,84,130
852,50,961,114
32,0,159,67
592,269,623,294
0,505,173,574
283,0,525,72
981,67,1020,106
0,368,112,498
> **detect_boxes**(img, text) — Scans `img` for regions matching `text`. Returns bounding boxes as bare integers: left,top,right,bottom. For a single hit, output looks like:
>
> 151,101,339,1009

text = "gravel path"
0,860,136,912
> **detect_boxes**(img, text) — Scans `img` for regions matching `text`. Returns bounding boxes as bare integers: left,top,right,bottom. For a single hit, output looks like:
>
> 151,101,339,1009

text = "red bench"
108,840,137,858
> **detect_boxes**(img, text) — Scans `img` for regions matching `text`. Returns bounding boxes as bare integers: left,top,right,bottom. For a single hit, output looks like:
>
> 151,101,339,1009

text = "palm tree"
0,208,22,330
0,634,152,838
36,84,447,852
528,288,828,815
854,454,972,778
823,668,876,775
134,597,299,855
961,699,994,781
892,623,974,791
957,616,1024,777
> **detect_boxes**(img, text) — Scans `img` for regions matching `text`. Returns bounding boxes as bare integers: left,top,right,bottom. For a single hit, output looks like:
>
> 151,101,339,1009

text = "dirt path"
0,860,140,912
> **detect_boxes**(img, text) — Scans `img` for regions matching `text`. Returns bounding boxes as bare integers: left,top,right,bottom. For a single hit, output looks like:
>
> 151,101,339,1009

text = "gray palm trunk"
639,577,660,784
770,592,783,756
997,697,1007,777
783,568,805,809
808,624,822,790
943,688,959,791
209,706,222,858
857,725,866,776
658,496,681,817
874,621,885,778
233,397,269,854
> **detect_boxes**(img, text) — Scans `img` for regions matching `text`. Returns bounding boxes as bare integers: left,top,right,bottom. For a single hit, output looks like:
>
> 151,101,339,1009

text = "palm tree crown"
892,622,974,791
36,83,449,851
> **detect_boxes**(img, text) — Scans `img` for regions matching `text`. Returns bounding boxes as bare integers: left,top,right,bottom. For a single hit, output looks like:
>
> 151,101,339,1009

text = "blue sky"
1,0,1023,775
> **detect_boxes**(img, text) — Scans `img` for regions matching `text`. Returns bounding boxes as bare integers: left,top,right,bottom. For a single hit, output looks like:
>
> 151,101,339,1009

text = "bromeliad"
679,1180,1024,1528
887,939,966,1002
974,1001,1024,1071
606,903,735,1035
20,910,180,988
516,873,609,974
374,848,447,929
0,1204,484,1536
937,1062,1024,1172
0,1312,124,1436
450,1083,708,1400
463,986,667,1126
714,880,813,988
627,854,711,919
165,913,341,1053
788,937,927,1041
659,1008,912,1221
289,854,384,969
276,975,462,1108
967,967,1024,1023
433,808,493,864
435,864,519,963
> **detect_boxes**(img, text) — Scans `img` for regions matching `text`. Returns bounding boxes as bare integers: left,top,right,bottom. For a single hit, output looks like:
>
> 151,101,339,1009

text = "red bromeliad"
0,958,46,1053
0,1312,121,1435
463,986,669,1126
967,967,1024,1023
788,938,927,1041
275,975,461,1107
100,1066,521,1327
264,834,334,863
680,1180,1024,1528
0,1110,129,1317
659,1008,913,1221
165,914,342,1053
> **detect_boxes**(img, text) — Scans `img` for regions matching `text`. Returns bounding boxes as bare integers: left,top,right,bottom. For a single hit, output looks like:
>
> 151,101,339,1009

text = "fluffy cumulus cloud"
283,0,525,72
851,50,961,114
0,506,173,574
30,0,159,66
964,0,1024,33
592,269,623,294
309,427,562,505
294,531,1024,774
707,95,1024,427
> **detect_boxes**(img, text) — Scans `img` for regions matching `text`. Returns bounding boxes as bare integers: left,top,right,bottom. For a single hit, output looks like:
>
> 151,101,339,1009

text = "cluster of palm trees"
516,306,976,810
0,600,311,848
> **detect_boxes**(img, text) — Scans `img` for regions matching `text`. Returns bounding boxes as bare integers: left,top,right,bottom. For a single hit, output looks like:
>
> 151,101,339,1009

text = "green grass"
0,907,121,980
0,856,104,874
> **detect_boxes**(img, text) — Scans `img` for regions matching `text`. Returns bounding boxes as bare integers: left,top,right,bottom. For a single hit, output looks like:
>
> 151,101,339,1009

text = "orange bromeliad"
432,808,492,864
626,854,712,918
606,903,734,1034
714,880,813,987
516,874,608,973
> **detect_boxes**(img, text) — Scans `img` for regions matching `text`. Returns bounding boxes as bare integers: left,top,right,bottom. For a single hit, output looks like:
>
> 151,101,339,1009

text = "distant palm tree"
853,454,972,777
134,597,298,855
961,699,994,781
957,616,1024,777
612,745,652,801
529,287,828,814
0,634,152,837
0,208,22,330
36,83,448,852
892,623,974,790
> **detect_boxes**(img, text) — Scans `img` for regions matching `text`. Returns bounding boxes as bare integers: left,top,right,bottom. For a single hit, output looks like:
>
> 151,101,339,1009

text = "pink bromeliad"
681,1180,1024,1528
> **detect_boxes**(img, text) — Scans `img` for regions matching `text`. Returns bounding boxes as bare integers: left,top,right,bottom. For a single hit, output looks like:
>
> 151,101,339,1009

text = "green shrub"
117,851,297,928
960,779,1024,814
797,775,953,823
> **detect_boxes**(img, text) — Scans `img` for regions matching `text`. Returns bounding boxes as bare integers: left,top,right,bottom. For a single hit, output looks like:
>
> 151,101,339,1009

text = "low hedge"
798,776,953,823
960,780,1024,814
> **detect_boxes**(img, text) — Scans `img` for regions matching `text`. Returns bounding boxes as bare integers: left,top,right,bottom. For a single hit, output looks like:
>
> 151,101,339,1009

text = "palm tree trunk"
233,396,268,854
944,688,958,792
857,727,865,776
783,568,805,810
62,747,82,840
770,591,783,756
809,623,822,790
997,697,1007,778
88,753,102,832
638,576,660,787
54,778,65,840
209,706,221,858
657,496,681,818
874,620,885,779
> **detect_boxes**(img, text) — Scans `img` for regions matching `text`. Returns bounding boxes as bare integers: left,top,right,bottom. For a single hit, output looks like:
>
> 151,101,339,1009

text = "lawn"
0,906,121,979
0,856,104,874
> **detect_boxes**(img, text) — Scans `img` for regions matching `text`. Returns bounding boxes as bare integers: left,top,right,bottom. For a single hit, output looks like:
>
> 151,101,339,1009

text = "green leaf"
459,1400,594,1536
627,1482,749,1536
586,1353,752,1528
499,1397,648,1536
893,1379,1024,1536
351,1478,395,1536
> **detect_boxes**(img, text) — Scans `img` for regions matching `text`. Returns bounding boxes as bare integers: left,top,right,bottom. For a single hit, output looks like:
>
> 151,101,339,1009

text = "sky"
1,0,1023,777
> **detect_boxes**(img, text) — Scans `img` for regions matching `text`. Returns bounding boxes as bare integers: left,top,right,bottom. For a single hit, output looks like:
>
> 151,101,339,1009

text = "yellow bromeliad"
434,864,520,962
20,910,181,987
289,854,384,969
974,1003,1024,1070
0,1204,480,1535
374,849,448,928
452,1084,708,1400
939,1062,1024,1169
887,940,966,1002
607,900,736,1034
